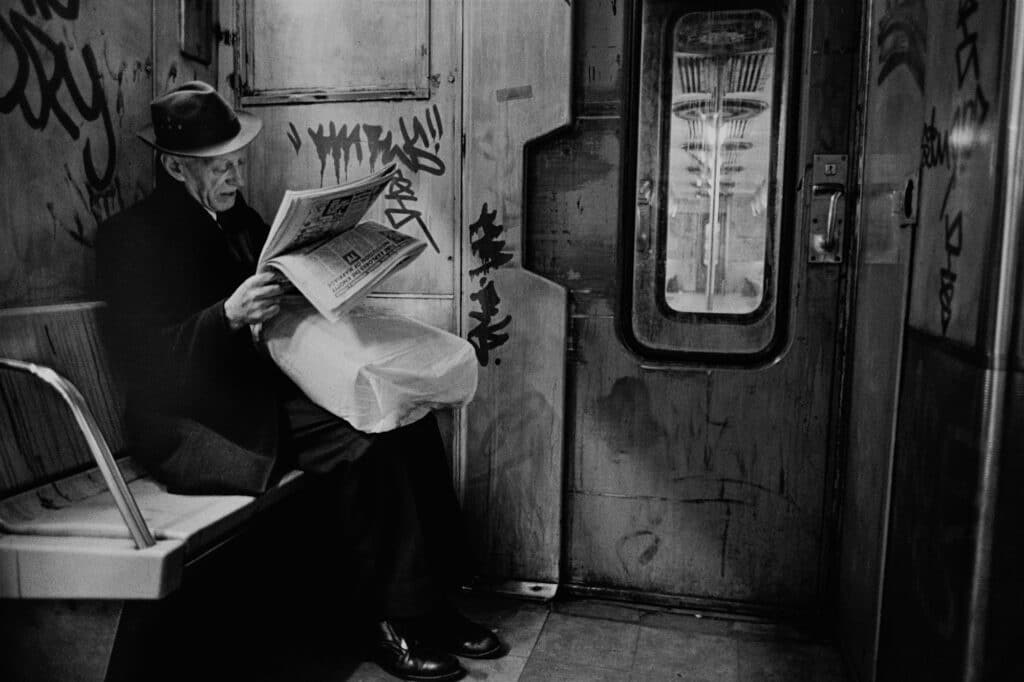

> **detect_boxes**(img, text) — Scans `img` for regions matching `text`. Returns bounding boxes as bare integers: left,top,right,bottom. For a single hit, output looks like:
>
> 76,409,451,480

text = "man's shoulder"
100,191,161,233
96,191,178,260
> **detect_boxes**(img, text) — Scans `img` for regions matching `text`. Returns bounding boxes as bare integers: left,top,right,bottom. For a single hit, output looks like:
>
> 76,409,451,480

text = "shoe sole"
387,670,466,682
374,662,467,682
454,641,508,660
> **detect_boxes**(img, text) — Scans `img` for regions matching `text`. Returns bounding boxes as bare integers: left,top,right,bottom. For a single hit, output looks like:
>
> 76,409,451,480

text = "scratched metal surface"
565,292,835,606
0,1,156,307
525,0,857,609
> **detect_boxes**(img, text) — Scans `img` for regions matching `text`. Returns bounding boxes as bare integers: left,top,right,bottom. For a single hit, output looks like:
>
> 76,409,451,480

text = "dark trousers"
280,396,467,621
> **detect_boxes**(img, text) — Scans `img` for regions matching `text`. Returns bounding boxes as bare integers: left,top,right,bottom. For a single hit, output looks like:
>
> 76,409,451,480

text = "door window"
628,2,792,360
665,11,775,315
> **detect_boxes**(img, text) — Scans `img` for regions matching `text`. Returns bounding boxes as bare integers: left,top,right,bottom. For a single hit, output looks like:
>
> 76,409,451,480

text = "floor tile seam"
525,648,638,673
516,610,551,658
548,609,645,627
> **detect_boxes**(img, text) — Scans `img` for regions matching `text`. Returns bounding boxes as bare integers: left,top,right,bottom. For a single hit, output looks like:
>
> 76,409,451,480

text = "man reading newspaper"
97,81,502,681
256,162,427,322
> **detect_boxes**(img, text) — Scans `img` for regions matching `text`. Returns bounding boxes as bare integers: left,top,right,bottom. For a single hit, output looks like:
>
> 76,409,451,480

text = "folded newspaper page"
257,163,427,321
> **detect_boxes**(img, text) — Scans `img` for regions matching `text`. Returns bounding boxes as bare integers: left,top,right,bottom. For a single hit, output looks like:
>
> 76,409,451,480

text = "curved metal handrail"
0,358,156,549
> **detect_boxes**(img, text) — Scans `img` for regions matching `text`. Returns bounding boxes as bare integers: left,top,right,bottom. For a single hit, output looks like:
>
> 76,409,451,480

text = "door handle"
636,178,653,252
809,182,845,263
809,155,847,264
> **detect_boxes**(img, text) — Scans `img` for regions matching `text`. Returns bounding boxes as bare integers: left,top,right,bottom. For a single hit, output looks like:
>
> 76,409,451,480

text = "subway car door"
528,0,860,611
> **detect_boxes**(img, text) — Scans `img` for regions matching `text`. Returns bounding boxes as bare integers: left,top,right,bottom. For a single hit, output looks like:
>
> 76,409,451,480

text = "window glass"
664,10,775,314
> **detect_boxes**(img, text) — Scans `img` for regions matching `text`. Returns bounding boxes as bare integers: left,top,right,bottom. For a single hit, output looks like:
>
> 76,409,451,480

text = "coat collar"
152,174,249,234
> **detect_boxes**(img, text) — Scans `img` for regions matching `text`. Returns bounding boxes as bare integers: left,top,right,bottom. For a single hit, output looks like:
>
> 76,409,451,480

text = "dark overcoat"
97,175,342,494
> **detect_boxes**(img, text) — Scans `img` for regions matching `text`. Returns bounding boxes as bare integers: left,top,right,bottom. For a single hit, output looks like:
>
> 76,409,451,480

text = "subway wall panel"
835,0,922,678
877,334,985,682
0,1,154,307
876,1,1022,681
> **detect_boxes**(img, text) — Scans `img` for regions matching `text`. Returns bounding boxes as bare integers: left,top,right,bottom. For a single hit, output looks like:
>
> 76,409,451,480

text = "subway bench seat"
0,303,306,600
0,456,305,599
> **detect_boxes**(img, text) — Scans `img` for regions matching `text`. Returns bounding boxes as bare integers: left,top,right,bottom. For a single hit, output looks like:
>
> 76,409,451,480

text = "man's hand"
224,272,284,331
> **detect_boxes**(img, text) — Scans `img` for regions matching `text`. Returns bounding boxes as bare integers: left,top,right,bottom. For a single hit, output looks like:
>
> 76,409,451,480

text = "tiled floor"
336,594,850,682
158,581,848,681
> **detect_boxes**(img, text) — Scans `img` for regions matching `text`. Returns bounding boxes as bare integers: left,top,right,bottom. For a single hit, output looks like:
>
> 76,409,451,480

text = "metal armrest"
0,358,156,549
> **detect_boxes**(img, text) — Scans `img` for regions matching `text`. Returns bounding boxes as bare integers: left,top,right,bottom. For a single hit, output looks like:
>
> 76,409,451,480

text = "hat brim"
137,111,263,157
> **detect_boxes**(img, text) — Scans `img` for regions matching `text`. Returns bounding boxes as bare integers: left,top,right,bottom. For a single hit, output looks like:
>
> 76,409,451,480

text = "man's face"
174,149,247,213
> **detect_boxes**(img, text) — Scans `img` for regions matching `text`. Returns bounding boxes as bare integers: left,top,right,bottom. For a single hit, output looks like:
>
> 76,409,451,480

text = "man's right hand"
224,272,284,331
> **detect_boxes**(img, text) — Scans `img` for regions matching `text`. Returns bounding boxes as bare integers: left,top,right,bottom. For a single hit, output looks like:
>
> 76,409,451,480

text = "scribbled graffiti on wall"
287,106,445,252
877,0,927,90
919,0,988,336
385,168,438,252
0,0,144,248
467,203,513,366
290,105,445,184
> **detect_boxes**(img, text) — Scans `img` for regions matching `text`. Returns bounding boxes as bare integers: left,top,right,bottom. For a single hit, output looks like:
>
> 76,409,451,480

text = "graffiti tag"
466,203,513,366
920,0,986,335
384,168,439,252
298,105,445,186
468,202,513,277
468,279,512,367
0,1,117,190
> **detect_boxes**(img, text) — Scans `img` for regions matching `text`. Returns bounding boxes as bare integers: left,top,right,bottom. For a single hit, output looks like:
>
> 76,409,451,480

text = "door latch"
636,178,653,253
809,155,848,263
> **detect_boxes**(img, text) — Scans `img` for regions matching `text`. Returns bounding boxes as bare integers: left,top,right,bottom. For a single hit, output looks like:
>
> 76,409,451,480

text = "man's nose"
227,165,245,187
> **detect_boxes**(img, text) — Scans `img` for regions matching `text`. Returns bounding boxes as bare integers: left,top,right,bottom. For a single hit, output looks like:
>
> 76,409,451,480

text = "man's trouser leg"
282,397,467,621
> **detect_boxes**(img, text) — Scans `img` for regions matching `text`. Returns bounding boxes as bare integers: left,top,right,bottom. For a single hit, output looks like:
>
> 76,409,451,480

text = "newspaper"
258,163,427,321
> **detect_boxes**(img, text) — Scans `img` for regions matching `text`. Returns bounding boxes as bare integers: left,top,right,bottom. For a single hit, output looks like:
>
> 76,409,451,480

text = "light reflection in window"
664,10,775,314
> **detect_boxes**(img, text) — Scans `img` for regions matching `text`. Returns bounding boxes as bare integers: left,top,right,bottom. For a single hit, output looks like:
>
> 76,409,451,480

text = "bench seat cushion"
0,534,184,599
0,459,305,599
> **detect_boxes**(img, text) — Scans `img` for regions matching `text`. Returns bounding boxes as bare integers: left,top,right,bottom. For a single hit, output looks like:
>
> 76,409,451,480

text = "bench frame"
0,359,155,549
0,356,315,681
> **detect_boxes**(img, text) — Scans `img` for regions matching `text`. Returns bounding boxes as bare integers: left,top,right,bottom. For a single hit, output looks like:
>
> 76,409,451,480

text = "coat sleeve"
96,214,260,410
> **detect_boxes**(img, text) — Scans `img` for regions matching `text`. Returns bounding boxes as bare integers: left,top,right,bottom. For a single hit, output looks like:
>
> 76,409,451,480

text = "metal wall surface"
460,0,571,585
875,1,1020,680
877,334,986,682
835,0,921,677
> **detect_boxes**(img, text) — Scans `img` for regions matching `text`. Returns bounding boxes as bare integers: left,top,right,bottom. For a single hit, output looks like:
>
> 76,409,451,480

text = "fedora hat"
137,81,262,157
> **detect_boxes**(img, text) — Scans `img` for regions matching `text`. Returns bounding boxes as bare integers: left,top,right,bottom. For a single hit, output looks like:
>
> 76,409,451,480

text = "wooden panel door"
544,0,861,610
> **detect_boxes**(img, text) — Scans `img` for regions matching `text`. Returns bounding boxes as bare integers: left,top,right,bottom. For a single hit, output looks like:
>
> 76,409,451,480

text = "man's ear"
160,154,189,183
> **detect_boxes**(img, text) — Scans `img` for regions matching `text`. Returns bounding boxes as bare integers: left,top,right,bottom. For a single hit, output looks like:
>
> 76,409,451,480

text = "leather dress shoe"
406,608,507,659
370,620,466,681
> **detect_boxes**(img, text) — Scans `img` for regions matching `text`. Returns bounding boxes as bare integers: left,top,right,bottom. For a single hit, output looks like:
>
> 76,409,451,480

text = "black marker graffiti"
384,168,439,252
467,203,514,366
954,0,980,87
468,278,512,367
294,105,445,186
1,2,117,190
286,122,302,154
937,174,960,334
921,106,950,170
468,202,513,277
920,0,986,335
18,0,78,21
307,121,362,186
